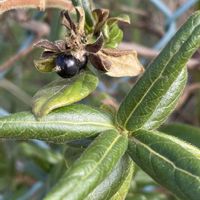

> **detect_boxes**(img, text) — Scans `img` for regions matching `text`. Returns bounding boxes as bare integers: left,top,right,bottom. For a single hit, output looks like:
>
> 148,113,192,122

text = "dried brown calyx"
34,6,144,78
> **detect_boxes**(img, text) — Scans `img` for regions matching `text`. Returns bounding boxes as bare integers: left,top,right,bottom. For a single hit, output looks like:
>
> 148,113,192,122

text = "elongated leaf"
128,129,200,200
44,130,128,200
117,11,200,131
110,159,134,200
32,71,98,118
85,154,134,200
142,67,187,130
0,104,115,142
160,123,200,148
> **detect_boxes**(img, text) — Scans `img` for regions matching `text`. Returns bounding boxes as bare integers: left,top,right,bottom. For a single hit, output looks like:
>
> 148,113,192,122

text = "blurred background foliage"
0,0,200,199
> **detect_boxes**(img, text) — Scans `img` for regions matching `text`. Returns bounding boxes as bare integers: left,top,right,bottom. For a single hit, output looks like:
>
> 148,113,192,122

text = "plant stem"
0,0,73,15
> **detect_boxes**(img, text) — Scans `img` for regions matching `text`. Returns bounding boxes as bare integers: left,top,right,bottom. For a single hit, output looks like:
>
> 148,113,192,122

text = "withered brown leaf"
34,39,59,52
75,7,85,34
61,10,76,32
85,33,104,53
92,8,110,34
90,48,144,77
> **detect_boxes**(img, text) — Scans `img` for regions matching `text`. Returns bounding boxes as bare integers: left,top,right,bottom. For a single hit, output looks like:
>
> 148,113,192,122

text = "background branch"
0,41,35,73
0,79,32,106
0,0,73,15
120,42,200,70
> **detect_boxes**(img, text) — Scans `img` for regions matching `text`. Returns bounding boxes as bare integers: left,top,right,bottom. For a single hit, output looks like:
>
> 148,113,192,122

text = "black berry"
56,54,79,78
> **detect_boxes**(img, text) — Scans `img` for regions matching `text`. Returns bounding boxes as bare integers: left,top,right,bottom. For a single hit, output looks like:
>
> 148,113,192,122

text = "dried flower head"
34,7,144,78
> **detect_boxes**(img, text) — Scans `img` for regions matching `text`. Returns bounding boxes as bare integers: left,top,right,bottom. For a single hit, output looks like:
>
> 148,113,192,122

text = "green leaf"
109,158,134,200
159,123,200,148
44,130,128,200
0,104,115,142
104,23,123,48
117,11,200,131
142,67,187,130
128,129,200,200
32,71,99,118
85,154,134,200
34,56,56,72
102,13,128,49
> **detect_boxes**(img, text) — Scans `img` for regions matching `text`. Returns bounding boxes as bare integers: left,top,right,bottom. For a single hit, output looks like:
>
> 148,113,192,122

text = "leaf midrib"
60,134,122,199
0,120,115,129
132,137,200,182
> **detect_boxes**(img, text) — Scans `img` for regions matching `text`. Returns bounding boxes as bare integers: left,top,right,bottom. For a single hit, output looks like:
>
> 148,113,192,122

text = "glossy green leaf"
160,123,200,148
44,130,128,200
0,104,115,142
85,154,134,200
109,158,134,200
128,129,200,200
142,67,187,130
32,71,99,118
117,11,200,131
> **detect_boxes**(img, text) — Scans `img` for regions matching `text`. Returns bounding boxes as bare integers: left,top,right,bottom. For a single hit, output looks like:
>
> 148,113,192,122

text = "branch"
120,42,200,70
0,79,32,106
0,40,36,73
0,0,73,15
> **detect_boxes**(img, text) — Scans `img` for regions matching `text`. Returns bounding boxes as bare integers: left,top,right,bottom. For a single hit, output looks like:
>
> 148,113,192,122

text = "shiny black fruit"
56,55,79,78
55,54,88,78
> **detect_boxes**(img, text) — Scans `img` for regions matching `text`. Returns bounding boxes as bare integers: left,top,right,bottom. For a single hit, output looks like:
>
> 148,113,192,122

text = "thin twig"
0,40,36,73
0,0,73,15
120,42,200,69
